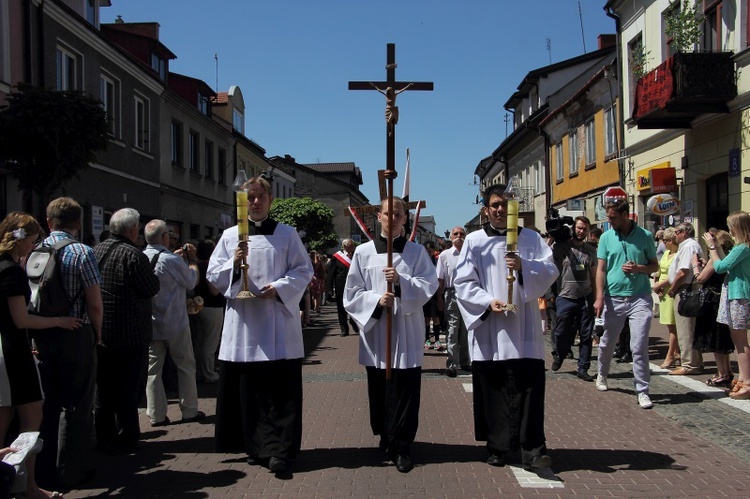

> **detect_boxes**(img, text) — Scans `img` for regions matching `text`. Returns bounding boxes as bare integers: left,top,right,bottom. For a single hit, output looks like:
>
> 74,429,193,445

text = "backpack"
26,238,80,317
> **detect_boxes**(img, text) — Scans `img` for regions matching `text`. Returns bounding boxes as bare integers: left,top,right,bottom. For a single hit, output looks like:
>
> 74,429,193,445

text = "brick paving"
65,304,750,498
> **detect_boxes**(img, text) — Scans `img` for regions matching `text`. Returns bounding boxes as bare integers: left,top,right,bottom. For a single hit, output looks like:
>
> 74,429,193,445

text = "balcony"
632,52,736,129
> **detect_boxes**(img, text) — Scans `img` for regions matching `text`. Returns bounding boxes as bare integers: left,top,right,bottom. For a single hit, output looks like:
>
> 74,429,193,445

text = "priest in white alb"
454,183,559,470
344,197,438,473
207,176,313,475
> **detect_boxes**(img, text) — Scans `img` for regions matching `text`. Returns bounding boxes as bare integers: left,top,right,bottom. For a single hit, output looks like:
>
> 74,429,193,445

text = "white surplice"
454,227,559,362
344,239,438,369
207,223,313,362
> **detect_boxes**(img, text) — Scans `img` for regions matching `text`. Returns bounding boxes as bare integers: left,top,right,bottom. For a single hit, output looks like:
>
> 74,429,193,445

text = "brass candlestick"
502,176,520,313
233,170,255,299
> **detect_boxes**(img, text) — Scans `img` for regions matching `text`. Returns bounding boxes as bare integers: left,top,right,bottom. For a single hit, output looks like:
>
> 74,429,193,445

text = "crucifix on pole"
348,43,433,379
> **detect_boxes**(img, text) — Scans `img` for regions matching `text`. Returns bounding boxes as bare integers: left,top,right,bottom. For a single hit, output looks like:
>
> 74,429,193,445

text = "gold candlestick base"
235,261,256,299
236,290,256,299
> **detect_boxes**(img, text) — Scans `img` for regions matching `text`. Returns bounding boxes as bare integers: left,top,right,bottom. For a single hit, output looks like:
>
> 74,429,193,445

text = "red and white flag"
348,206,373,241
409,200,422,242
402,148,410,203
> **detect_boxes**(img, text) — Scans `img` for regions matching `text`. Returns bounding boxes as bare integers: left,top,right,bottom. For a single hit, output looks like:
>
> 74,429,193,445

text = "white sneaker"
637,392,653,409
595,374,608,391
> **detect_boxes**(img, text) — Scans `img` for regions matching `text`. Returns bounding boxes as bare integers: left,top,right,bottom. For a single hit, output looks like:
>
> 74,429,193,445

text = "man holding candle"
207,176,313,475
454,183,559,469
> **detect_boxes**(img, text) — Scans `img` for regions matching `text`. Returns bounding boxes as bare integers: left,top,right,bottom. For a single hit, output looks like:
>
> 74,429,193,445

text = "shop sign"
649,167,677,193
636,162,671,192
646,193,680,216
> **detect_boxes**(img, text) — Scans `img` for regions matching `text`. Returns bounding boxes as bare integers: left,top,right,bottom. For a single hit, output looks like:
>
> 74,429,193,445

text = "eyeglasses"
674,229,684,234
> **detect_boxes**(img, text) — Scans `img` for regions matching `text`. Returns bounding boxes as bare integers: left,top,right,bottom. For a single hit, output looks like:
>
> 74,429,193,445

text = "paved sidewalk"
66,304,750,498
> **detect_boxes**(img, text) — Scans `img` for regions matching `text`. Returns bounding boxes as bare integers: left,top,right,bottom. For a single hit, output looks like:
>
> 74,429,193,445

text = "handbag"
677,274,719,317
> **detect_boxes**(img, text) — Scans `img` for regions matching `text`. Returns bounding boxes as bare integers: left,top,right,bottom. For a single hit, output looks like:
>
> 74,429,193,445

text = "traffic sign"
603,186,628,205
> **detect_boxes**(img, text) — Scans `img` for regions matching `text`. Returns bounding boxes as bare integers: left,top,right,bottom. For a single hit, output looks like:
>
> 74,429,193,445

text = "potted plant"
664,0,705,52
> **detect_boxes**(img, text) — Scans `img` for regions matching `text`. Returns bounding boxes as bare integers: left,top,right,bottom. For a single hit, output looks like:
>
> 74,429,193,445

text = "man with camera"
549,216,597,382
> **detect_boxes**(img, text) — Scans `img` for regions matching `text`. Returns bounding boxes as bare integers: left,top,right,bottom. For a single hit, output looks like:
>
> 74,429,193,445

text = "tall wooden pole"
349,43,433,379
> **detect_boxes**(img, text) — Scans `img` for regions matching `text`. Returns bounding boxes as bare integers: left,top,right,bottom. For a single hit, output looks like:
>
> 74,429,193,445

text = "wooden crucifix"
349,43,433,380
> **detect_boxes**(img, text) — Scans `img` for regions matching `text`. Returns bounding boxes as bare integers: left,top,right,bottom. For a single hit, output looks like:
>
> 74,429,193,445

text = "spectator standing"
143,220,204,427
0,212,81,499
93,208,160,454
652,227,680,368
706,212,750,399
436,226,470,377
549,216,597,382
594,199,659,409
326,239,358,336
194,239,225,384
34,198,102,490
666,222,704,375
694,230,735,387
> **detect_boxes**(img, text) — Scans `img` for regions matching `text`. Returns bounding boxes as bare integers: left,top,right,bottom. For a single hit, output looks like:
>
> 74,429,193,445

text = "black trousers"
215,359,303,461
94,344,148,451
366,366,421,456
472,359,547,464
34,325,96,488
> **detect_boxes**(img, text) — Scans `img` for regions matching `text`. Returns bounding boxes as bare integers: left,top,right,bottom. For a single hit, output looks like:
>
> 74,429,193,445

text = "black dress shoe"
445,367,457,378
577,370,595,382
486,453,504,467
268,457,289,472
526,454,553,469
550,355,563,372
395,454,413,473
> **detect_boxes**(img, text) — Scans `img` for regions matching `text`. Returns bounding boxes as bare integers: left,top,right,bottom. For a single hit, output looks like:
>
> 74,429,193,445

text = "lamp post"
503,175,520,312
232,169,254,299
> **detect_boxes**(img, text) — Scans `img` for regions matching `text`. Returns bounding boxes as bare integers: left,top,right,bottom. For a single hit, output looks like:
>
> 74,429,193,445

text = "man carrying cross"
343,197,437,473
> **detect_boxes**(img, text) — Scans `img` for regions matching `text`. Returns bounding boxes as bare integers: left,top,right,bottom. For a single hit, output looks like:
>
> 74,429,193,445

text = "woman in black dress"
694,230,735,387
0,212,81,498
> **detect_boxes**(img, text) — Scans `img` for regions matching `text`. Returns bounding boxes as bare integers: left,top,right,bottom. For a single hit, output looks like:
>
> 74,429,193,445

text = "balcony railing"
632,52,736,129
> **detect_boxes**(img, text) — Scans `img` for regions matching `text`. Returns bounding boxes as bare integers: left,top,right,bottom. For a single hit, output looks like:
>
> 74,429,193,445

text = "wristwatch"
708,245,716,250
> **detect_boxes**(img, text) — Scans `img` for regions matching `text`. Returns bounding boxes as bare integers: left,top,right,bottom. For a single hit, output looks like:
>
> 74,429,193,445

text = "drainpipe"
37,0,45,86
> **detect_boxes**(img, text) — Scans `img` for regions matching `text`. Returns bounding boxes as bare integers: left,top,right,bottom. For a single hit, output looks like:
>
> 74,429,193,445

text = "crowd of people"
1,180,749,493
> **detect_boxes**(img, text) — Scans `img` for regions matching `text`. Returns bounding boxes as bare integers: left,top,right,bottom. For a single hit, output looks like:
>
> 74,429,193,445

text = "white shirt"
668,238,702,284
436,246,461,288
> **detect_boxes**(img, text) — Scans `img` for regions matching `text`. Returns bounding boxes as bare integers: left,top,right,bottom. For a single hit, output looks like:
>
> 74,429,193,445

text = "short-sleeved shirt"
0,254,30,335
597,222,657,297
553,240,597,299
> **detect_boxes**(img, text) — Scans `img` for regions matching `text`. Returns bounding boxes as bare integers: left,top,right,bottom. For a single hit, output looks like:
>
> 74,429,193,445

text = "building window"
134,94,149,151
584,120,596,167
555,142,564,182
188,131,200,173
85,0,98,27
205,140,214,179
198,92,210,116
534,160,544,195
663,3,680,58
232,108,244,134
151,53,166,80
218,148,226,184
99,73,119,137
205,226,213,239
703,1,722,51
569,130,579,176
171,121,182,165
190,224,199,240
56,46,80,91
604,106,617,157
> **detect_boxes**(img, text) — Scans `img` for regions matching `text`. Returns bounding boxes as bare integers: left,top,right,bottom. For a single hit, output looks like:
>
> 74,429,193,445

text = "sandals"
660,357,676,369
729,381,750,400
706,373,733,387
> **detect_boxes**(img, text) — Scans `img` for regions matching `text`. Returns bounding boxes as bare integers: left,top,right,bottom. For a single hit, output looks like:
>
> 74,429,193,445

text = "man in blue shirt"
35,197,103,490
594,199,659,409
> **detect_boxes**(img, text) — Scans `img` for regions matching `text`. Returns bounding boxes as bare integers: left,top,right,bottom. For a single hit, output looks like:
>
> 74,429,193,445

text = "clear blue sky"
102,1,615,237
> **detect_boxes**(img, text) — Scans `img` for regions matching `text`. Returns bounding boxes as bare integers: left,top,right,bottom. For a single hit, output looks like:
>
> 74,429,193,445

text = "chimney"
115,15,124,24
598,34,616,50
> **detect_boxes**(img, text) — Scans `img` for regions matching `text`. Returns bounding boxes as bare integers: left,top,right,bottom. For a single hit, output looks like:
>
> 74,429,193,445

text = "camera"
544,208,575,243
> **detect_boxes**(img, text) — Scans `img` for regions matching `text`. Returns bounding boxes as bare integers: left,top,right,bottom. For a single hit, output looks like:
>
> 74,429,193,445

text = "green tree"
0,84,109,217
270,197,339,252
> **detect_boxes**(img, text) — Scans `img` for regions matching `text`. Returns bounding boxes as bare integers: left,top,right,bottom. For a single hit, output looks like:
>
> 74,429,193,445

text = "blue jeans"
552,295,594,372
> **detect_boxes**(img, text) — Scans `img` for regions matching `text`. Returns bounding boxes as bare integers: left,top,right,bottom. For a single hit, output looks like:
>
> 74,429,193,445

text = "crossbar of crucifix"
348,43,433,380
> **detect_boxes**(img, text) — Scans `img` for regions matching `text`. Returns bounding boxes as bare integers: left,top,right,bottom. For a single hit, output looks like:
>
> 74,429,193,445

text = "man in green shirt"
593,199,659,409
